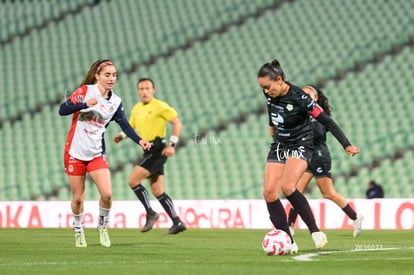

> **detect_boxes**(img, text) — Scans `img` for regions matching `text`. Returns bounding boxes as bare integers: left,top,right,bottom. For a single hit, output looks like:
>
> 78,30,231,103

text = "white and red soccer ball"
262,229,292,256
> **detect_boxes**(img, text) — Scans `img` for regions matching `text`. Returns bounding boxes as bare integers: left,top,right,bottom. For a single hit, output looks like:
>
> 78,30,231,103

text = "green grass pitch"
0,228,413,274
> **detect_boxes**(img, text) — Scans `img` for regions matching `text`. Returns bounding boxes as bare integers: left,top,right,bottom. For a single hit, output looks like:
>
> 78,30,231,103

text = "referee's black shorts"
137,137,167,175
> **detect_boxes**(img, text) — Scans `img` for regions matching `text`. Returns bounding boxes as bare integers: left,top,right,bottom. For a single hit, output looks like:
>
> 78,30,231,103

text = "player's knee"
151,186,163,197
281,185,295,197
263,189,278,202
321,191,334,200
100,192,112,204
127,179,137,188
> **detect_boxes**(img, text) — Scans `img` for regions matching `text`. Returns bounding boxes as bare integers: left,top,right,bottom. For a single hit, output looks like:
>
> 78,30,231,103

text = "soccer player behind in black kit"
287,85,363,237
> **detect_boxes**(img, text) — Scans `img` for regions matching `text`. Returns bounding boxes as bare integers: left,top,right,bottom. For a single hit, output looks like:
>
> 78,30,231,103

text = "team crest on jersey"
77,95,84,103
286,104,293,111
104,102,114,112
68,165,74,173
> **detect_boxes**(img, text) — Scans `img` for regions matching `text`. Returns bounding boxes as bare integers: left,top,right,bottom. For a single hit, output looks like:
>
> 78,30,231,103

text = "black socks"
157,192,180,224
266,199,294,242
288,207,299,226
286,190,319,233
342,203,357,220
133,185,181,224
132,184,156,215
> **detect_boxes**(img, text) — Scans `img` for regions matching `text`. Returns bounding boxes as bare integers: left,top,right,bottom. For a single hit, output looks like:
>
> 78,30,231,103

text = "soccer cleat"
289,241,299,254
168,221,187,234
74,231,87,248
353,214,364,237
141,212,160,233
311,231,328,249
98,226,111,247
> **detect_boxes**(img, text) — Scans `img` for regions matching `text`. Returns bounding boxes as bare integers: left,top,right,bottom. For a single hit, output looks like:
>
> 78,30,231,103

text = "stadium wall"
0,199,413,230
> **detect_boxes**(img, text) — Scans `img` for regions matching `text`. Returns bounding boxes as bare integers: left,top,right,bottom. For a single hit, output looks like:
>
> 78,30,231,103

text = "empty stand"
1,0,413,200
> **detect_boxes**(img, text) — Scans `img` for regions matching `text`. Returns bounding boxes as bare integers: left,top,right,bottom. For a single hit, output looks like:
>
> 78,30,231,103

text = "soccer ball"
262,229,292,256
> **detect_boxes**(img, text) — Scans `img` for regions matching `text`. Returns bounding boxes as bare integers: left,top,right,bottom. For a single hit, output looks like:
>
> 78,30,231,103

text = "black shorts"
307,145,332,178
266,142,313,164
137,137,167,175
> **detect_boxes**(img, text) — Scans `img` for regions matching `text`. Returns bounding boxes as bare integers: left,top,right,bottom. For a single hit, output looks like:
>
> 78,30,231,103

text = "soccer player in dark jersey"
287,85,363,237
114,78,186,234
257,59,360,253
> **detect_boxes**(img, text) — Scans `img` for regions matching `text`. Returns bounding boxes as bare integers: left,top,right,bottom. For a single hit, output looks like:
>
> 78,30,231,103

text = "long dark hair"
304,85,332,116
257,59,285,80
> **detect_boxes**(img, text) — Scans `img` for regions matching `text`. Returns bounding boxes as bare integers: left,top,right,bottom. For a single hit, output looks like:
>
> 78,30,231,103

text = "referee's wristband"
169,135,179,147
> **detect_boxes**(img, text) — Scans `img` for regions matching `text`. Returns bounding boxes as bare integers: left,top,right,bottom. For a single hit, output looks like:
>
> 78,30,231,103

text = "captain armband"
309,104,323,118
169,135,179,147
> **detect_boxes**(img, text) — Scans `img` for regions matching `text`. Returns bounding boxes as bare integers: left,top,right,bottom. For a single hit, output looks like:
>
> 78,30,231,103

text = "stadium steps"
0,0,279,124
0,0,97,46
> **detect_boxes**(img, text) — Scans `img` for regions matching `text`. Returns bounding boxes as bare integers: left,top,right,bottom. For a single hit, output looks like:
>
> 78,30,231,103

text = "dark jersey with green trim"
266,85,316,148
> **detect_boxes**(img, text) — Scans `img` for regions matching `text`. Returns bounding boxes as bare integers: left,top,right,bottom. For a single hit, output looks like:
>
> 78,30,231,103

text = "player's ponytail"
258,59,285,80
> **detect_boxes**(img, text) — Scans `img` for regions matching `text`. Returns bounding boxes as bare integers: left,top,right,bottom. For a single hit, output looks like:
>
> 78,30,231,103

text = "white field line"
0,259,197,267
1,248,413,266
292,246,414,262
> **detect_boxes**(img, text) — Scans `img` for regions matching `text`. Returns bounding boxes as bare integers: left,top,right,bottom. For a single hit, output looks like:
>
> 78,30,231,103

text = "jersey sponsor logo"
78,111,107,125
271,113,284,125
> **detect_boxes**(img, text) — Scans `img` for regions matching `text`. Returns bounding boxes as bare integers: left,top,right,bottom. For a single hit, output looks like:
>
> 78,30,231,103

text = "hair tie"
96,60,113,73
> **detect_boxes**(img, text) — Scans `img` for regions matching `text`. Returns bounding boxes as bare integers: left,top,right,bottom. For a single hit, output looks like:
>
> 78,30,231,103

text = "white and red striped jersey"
64,84,122,161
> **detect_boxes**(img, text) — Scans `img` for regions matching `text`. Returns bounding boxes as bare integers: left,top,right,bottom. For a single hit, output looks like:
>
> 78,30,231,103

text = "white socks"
73,213,83,233
99,207,110,228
